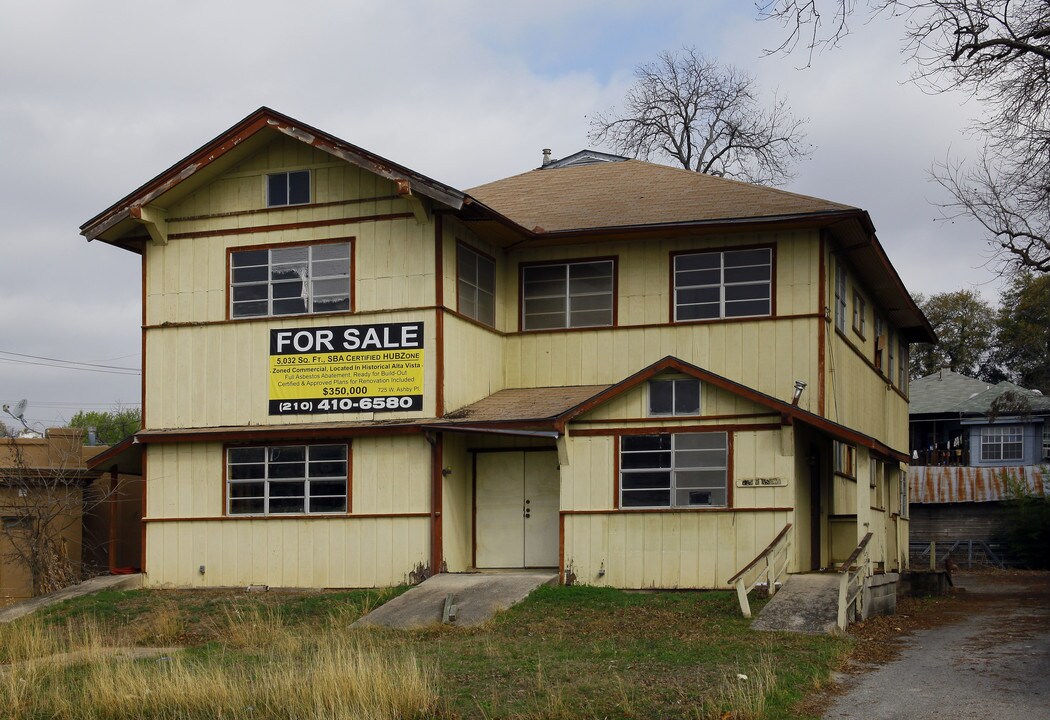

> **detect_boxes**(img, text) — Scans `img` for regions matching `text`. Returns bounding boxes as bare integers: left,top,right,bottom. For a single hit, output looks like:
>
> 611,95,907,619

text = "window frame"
897,339,909,393
227,238,354,320
1043,423,1050,462
455,241,497,327
833,441,857,479
225,442,351,517
834,259,848,333
519,257,617,332
670,245,775,323
852,290,866,339
618,432,730,509
647,377,702,417
980,425,1023,462
266,170,311,207
873,315,885,372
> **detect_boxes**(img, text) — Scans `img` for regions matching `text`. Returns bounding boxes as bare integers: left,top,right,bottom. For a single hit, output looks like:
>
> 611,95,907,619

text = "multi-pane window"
267,170,310,207
897,339,909,392
887,329,895,382
521,260,614,330
852,291,866,337
835,260,847,332
981,426,1023,461
1043,424,1050,461
874,316,885,371
457,244,496,326
899,468,909,519
673,248,772,321
648,378,701,416
227,444,348,515
230,242,351,318
833,441,856,478
620,433,728,508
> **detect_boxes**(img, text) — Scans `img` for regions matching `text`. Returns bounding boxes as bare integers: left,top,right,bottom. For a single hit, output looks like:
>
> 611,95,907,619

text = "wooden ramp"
750,573,841,634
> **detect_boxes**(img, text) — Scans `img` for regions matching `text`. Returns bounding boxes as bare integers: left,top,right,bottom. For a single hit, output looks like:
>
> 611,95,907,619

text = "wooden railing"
727,523,793,619
836,532,873,631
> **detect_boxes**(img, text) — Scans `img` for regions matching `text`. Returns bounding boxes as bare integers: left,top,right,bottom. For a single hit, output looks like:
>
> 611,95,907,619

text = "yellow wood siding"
143,437,431,588
576,376,775,422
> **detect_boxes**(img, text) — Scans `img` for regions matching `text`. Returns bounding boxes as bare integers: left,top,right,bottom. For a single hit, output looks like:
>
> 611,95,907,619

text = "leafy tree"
990,272,1050,393
589,47,811,186
68,407,141,446
758,1,1050,273
910,289,996,378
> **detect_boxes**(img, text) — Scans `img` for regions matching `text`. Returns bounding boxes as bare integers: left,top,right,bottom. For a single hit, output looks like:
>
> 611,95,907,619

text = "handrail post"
735,579,752,619
765,555,776,597
837,571,848,630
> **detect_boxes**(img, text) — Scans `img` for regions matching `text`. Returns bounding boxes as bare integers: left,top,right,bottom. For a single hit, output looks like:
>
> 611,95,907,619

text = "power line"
0,357,140,376
0,349,140,371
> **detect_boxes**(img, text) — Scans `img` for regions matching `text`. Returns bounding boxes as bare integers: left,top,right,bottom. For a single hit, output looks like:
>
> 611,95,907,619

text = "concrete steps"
750,573,841,634
353,571,558,629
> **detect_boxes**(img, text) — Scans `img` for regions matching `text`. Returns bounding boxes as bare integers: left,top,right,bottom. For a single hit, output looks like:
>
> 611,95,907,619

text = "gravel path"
823,573,1050,719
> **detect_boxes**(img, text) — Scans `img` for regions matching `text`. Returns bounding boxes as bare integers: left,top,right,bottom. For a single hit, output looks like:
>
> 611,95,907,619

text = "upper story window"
887,328,896,381
833,440,856,478
267,170,310,207
834,260,847,333
457,243,496,326
897,339,909,393
230,241,351,319
619,432,728,508
673,248,772,322
981,425,1023,461
521,259,614,331
874,316,885,371
227,444,348,515
852,291,866,338
648,378,701,416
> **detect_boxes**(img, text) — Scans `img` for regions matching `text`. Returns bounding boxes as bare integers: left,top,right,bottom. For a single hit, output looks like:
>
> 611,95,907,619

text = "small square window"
267,171,311,207
648,378,701,416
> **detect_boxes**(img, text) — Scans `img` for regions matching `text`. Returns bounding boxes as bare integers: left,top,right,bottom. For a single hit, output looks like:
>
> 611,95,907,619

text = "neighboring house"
908,368,1050,565
80,107,933,591
0,429,116,604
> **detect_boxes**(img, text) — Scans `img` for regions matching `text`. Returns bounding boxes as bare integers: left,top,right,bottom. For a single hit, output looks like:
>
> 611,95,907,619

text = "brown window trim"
669,243,777,324
455,239,498,328
222,440,353,517
852,290,867,340
518,255,619,333
614,430,734,511
225,237,356,321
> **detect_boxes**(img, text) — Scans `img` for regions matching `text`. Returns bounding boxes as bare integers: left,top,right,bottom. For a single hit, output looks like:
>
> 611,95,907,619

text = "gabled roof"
910,369,1050,416
542,149,629,169
467,159,855,234
80,106,467,247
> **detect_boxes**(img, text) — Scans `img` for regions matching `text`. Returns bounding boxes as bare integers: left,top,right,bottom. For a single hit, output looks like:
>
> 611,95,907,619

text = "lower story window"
981,425,1023,461
619,432,728,508
227,444,348,515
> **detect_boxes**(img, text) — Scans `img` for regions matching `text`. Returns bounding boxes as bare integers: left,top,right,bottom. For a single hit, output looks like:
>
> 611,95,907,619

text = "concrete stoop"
0,573,144,624
353,571,558,629
750,573,841,635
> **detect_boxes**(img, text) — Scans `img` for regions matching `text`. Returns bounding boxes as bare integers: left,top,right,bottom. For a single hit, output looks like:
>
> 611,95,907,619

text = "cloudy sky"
0,1,992,430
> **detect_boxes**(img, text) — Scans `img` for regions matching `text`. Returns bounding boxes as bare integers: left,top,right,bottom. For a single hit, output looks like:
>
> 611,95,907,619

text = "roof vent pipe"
542,149,552,166
939,363,950,380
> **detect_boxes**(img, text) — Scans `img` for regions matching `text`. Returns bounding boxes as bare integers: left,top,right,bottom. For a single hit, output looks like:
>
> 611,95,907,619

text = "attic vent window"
267,170,311,207
648,378,701,416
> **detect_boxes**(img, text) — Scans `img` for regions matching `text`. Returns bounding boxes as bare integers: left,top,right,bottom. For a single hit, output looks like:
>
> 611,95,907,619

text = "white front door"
475,451,560,568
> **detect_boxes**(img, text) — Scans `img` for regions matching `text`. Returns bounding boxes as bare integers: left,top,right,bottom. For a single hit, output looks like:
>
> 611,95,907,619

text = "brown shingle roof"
467,159,855,233
441,385,612,423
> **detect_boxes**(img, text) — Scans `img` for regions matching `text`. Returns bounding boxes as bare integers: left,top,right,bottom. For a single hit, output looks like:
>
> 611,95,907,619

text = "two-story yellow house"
83,107,933,591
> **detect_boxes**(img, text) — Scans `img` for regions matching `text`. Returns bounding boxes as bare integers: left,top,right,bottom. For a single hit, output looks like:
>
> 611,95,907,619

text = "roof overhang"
81,107,467,249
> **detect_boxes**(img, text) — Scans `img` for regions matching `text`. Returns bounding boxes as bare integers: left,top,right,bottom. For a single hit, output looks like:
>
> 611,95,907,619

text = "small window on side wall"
267,170,310,207
457,244,496,326
648,378,701,416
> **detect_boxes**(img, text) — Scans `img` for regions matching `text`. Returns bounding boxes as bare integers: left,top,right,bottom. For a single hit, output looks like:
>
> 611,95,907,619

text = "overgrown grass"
0,585,849,719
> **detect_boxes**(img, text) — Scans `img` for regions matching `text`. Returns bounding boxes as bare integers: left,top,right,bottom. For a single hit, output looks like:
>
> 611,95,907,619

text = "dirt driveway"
823,572,1050,719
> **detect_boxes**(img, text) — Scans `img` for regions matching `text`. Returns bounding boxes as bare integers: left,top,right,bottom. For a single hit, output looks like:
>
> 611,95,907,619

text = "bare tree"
757,1,1050,272
589,48,811,186
0,429,111,596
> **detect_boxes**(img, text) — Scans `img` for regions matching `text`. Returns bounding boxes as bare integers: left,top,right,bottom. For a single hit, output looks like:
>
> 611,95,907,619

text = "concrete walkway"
354,571,558,629
824,573,1050,719
0,574,143,624
752,573,840,634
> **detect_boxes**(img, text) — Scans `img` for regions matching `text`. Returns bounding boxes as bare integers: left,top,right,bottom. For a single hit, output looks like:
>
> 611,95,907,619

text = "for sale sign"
268,322,424,415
